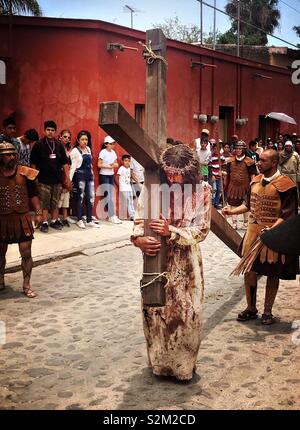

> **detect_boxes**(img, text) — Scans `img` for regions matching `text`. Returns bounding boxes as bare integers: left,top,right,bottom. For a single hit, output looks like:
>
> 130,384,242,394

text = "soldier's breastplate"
249,182,281,226
231,161,248,186
0,173,29,214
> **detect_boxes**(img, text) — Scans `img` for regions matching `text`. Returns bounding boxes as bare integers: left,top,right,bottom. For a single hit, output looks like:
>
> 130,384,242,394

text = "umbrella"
265,112,297,125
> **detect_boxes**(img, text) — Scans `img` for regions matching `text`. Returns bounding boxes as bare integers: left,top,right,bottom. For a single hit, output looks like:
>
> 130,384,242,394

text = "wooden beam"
142,28,168,306
99,101,159,169
211,207,242,257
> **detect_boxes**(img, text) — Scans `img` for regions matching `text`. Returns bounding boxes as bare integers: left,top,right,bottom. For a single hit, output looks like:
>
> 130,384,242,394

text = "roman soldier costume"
226,154,256,206
237,171,299,279
0,143,39,244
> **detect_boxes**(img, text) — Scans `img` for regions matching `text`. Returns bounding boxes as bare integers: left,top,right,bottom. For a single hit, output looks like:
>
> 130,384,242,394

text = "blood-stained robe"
132,182,211,380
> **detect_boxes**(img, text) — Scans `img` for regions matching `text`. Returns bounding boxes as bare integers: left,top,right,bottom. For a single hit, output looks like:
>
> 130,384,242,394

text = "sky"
37,0,300,48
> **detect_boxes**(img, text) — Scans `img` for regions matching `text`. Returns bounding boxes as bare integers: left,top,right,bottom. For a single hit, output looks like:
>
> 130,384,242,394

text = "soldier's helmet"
235,140,246,150
0,141,17,156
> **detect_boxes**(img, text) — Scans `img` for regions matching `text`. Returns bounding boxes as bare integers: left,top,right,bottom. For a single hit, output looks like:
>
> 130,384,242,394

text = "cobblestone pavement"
0,232,299,410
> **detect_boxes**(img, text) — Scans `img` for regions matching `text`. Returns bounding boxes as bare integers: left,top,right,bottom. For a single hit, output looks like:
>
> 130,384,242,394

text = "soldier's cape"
260,214,300,256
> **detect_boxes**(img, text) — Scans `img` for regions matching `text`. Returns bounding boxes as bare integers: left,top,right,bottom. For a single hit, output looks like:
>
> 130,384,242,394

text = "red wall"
0,16,299,188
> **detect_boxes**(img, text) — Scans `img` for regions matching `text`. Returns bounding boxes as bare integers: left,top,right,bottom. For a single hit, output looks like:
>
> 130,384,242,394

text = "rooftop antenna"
123,4,140,29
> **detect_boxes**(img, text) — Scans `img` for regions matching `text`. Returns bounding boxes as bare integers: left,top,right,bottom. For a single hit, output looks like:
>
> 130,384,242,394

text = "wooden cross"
99,29,242,307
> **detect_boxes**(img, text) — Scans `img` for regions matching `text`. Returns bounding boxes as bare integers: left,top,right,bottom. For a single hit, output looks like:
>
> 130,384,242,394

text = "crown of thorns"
160,147,198,175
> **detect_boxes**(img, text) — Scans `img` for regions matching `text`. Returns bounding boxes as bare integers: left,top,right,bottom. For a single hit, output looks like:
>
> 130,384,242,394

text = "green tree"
0,0,42,16
219,0,281,46
152,16,219,44
152,16,200,43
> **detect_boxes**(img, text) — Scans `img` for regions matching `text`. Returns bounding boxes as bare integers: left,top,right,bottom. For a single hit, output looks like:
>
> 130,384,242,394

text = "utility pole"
196,0,203,44
125,4,134,29
213,0,216,50
237,0,240,57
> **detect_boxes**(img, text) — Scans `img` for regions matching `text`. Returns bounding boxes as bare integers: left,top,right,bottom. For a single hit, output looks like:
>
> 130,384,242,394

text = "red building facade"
0,16,299,175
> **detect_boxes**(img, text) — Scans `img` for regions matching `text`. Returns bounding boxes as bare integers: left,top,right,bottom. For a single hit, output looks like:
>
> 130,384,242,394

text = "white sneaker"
108,215,122,224
76,219,86,229
66,216,76,224
86,221,100,228
82,215,87,222
91,216,100,223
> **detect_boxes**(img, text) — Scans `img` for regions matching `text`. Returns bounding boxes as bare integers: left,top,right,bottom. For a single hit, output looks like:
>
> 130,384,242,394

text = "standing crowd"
0,116,146,234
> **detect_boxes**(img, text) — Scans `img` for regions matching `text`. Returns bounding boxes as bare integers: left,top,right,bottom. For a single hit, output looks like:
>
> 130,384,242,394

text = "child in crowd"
116,154,135,220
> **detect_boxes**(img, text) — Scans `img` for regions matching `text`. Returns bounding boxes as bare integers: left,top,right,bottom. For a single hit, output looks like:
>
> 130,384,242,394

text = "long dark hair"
75,130,89,147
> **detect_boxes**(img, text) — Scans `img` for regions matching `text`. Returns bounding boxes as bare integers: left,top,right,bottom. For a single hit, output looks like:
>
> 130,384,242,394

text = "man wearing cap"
279,141,300,191
0,140,42,297
98,136,121,223
195,129,211,181
224,140,257,229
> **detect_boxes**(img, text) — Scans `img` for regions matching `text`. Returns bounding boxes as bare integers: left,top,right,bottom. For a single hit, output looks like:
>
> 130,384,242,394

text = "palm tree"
0,0,42,16
222,0,280,45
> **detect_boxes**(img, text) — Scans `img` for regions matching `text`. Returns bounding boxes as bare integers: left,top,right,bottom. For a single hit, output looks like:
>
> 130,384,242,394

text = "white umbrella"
266,112,297,125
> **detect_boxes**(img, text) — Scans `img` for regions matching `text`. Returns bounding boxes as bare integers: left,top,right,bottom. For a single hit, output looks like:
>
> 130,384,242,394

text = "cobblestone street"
0,231,299,410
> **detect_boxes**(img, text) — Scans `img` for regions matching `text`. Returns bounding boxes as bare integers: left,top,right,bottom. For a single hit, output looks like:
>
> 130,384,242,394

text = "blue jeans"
99,174,115,218
75,178,95,222
212,178,222,207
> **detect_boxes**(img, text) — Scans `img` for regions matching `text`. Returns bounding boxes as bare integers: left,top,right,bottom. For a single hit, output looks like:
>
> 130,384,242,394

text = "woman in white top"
97,136,121,224
70,131,99,229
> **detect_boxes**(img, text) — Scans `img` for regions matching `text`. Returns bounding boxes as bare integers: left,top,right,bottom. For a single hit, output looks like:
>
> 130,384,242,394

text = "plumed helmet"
0,141,17,155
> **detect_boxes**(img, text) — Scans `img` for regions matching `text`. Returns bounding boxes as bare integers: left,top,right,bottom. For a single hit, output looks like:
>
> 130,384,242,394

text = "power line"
279,0,300,15
201,1,299,49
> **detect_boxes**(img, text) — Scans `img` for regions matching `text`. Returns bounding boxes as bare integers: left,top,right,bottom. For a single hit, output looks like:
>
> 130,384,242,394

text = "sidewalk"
5,219,133,272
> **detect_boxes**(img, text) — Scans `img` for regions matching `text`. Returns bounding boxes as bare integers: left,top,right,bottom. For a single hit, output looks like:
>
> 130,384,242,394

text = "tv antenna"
123,4,140,29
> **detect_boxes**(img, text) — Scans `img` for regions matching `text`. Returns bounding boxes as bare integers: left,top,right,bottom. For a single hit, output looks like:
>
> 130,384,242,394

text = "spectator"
98,136,121,224
230,134,239,152
208,143,223,209
195,137,211,181
222,142,232,163
130,156,144,199
295,138,300,156
16,128,39,166
30,120,71,233
57,129,75,227
255,137,264,156
116,154,135,220
266,138,275,150
279,141,300,187
70,131,99,229
0,116,19,149
246,140,260,165
277,141,284,152
291,132,298,147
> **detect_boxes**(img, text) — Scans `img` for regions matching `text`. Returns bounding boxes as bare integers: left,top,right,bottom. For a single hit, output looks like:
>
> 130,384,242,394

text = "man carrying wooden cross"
99,28,240,381
131,144,211,381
